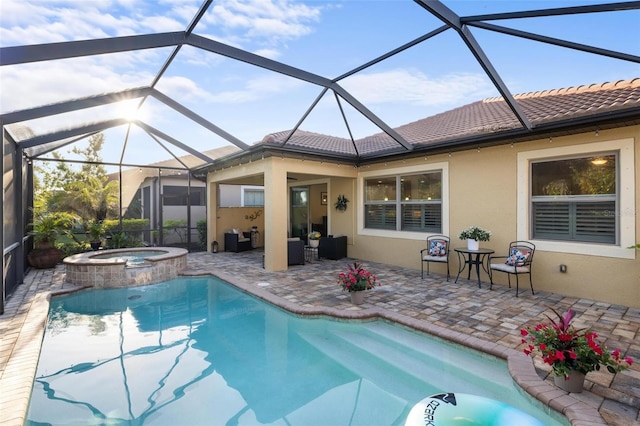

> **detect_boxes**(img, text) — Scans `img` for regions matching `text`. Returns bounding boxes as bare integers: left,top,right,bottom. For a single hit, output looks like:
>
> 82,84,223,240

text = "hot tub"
63,247,188,288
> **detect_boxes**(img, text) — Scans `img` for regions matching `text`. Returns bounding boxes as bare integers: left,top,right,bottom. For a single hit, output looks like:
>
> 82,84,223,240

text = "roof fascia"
461,1,640,22
202,107,640,171
134,120,214,164
17,118,129,148
469,22,640,64
359,108,640,163
0,32,186,66
150,89,250,150
0,87,154,125
414,0,533,130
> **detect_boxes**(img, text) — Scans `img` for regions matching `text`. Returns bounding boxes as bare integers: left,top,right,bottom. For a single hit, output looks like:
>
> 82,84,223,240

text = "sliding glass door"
290,187,309,241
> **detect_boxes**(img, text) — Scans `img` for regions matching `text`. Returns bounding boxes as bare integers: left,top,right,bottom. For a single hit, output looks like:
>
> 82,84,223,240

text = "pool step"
298,331,435,400
355,321,514,389
298,324,517,398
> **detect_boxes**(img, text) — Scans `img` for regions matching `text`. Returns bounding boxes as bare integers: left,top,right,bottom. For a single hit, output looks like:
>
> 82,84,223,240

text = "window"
243,187,264,207
163,185,205,206
365,172,442,232
517,138,634,259
531,154,616,243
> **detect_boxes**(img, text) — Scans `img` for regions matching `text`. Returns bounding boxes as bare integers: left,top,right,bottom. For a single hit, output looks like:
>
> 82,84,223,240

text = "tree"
34,133,119,222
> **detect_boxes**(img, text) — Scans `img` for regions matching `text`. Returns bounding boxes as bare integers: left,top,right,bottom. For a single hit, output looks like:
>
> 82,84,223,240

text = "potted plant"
87,220,106,250
307,231,321,248
521,307,633,393
337,262,380,305
27,211,73,269
334,194,349,212
458,225,491,250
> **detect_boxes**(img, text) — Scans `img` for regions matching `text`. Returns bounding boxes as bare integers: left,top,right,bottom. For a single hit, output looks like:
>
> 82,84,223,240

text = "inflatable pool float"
405,393,545,426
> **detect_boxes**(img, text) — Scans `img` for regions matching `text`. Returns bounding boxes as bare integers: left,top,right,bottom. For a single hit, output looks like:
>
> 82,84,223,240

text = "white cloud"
340,69,495,107
206,0,322,41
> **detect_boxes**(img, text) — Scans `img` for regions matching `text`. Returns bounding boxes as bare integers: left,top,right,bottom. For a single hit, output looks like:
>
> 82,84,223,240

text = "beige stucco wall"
348,126,639,307
206,127,638,306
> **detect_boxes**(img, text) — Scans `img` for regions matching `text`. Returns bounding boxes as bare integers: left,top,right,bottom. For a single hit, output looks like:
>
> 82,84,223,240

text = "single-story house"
197,79,640,308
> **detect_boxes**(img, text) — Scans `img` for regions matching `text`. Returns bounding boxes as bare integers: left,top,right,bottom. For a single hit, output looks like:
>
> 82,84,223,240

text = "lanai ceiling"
1,0,639,171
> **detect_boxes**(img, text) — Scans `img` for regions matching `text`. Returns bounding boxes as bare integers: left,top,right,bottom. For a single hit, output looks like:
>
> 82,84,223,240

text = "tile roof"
256,78,640,158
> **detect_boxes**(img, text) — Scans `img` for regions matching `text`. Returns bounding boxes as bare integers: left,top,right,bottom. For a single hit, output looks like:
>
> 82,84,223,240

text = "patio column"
263,159,288,271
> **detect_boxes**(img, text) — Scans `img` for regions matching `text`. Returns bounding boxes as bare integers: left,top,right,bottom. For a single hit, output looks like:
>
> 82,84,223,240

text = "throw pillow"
506,248,529,266
429,240,447,257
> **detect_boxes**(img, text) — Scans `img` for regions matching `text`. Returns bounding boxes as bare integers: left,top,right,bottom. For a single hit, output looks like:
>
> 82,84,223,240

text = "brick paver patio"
1,250,638,425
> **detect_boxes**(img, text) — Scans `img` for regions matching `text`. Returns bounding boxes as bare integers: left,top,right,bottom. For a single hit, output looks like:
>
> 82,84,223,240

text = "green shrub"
197,219,207,250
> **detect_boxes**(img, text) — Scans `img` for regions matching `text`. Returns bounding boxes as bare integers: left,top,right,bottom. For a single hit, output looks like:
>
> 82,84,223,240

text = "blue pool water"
27,277,568,425
92,250,165,266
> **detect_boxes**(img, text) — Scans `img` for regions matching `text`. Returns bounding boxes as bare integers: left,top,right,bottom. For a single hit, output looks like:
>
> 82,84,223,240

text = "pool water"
27,277,568,425
92,250,166,266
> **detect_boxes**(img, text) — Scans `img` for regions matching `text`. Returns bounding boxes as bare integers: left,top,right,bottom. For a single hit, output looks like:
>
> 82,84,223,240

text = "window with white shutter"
531,154,616,244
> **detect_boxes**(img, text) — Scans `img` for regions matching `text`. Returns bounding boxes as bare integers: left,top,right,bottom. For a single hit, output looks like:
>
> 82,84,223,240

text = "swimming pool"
27,276,568,425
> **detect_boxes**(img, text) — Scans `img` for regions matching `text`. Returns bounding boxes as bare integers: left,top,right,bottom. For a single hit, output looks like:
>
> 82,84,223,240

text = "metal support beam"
0,87,153,125
461,1,640,22
26,132,100,158
469,21,640,64
414,0,532,130
18,118,129,148
150,89,250,150
0,32,186,66
331,84,414,151
135,121,214,164
336,25,449,81
187,34,333,87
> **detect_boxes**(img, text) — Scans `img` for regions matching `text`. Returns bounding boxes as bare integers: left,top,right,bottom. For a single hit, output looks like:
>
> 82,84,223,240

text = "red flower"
558,333,573,342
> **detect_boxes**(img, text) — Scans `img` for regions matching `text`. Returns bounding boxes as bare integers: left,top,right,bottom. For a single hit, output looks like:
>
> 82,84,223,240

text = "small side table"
454,247,494,288
304,246,318,263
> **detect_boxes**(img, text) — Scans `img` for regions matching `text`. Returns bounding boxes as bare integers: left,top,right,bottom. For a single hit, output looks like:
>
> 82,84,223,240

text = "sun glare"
114,100,149,123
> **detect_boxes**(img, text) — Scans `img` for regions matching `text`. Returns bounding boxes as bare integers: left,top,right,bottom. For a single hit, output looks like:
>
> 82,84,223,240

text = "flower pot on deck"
553,370,585,393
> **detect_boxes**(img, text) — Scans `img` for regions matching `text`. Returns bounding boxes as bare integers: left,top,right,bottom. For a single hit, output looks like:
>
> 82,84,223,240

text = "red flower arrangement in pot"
520,307,633,392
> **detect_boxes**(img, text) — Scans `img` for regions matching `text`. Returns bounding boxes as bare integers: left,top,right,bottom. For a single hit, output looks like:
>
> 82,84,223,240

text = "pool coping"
1,269,606,426
205,269,607,426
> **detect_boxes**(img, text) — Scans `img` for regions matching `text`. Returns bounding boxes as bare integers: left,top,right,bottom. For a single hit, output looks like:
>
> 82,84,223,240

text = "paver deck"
1,250,638,425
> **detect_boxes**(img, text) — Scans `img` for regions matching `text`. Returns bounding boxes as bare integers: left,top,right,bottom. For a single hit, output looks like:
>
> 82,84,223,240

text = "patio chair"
489,241,535,296
287,238,305,265
420,235,450,281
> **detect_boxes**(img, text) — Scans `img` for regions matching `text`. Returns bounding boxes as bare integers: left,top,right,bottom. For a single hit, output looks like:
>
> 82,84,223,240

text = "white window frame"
358,162,449,240
241,185,264,207
517,138,635,259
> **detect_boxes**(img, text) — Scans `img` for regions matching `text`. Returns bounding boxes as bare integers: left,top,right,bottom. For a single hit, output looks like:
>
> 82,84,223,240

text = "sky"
1,0,639,167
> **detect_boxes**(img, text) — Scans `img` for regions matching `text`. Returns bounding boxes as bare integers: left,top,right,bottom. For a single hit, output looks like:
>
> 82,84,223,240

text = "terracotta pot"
350,291,365,305
27,246,62,269
553,370,585,393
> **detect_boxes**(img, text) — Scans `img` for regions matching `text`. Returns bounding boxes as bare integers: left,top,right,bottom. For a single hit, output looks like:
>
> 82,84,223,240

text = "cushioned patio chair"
224,229,252,252
287,238,305,265
489,241,535,297
420,235,450,281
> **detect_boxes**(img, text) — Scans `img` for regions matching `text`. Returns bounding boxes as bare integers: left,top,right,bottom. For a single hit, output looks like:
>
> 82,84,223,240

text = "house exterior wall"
348,126,639,307
205,126,638,306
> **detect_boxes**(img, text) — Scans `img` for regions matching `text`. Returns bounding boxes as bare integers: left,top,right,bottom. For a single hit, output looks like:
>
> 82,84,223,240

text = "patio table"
454,247,494,288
